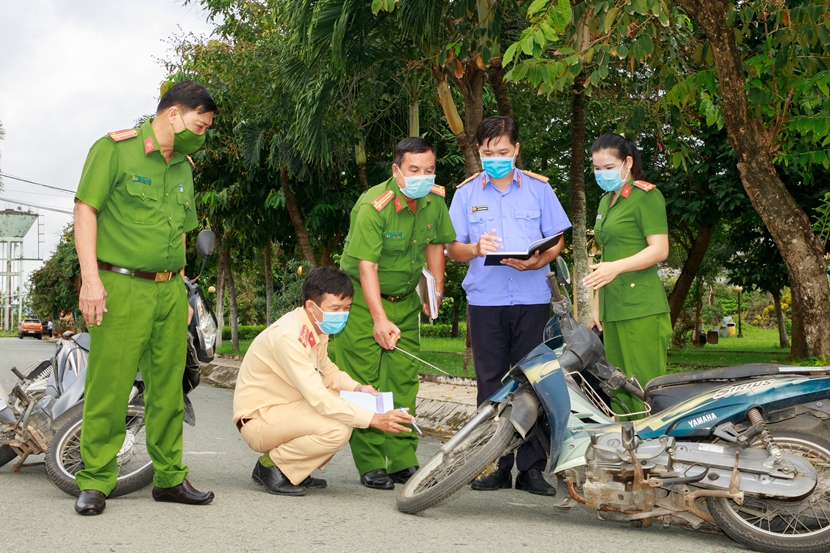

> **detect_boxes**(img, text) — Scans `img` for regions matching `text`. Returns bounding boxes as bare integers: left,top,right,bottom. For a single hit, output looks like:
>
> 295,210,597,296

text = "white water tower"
0,209,38,330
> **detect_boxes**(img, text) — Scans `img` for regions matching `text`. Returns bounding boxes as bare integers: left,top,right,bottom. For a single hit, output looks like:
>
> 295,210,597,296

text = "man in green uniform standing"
337,137,455,490
73,81,217,515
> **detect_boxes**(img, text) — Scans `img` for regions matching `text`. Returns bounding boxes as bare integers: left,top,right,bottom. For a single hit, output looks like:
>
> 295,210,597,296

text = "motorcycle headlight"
195,295,216,351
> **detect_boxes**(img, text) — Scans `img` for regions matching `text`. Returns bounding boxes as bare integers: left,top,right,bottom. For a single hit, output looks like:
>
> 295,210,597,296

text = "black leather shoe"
252,461,307,496
75,490,106,516
388,466,419,484
152,479,215,505
299,475,327,489
360,468,395,490
515,468,557,496
471,469,512,491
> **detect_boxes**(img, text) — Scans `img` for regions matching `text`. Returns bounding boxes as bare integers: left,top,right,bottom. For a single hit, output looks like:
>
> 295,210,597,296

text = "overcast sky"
0,0,216,287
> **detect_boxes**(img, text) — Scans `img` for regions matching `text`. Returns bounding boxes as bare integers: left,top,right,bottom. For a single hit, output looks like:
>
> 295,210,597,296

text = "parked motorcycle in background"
0,229,217,497
398,258,830,553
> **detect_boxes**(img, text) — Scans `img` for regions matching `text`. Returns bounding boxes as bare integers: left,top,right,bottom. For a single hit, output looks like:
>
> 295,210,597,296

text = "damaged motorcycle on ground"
0,229,218,497
397,258,830,553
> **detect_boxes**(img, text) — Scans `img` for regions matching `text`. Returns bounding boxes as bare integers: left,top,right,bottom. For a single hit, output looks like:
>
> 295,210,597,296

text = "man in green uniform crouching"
73,81,216,515
337,137,455,490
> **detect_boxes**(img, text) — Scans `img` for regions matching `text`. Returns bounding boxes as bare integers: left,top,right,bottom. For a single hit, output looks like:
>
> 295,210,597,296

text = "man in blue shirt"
448,116,571,496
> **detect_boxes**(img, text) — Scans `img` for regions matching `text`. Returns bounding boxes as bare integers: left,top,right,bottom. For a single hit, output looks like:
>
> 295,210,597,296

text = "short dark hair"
302,267,354,305
591,134,644,180
393,137,435,167
157,80,217,115
476,116,519,147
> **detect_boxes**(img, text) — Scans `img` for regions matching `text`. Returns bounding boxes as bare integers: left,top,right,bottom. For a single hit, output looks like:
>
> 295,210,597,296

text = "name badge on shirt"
596,214,603,220
385,232,403,238
472,205,488,212
132,175,152,185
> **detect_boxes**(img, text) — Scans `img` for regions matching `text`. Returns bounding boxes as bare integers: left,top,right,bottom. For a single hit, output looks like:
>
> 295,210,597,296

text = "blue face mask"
594,165,630,192
399,173,435,199
481,156,515,180
312,302,349,335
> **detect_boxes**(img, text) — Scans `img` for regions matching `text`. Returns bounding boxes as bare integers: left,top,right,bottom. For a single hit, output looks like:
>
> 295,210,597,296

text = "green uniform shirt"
75,120,198,272
340,177,455,296
595,181,669,322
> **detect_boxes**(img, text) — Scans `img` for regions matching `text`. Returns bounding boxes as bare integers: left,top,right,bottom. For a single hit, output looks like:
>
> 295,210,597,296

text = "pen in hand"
400,407,422,435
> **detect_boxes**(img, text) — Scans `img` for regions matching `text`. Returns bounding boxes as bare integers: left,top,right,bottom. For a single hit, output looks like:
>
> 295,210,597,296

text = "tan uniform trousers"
239,401,353,485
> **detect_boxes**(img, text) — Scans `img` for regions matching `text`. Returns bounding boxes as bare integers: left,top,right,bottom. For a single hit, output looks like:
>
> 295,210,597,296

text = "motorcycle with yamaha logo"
0,230,218,497
398,257,830,553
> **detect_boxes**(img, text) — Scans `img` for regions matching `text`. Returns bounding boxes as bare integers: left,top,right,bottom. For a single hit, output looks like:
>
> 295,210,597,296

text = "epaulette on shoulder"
430,184,446,197
456,172,481,189
520,169,549,183
107,129,138,142
371,190,395,212
632,180,656,192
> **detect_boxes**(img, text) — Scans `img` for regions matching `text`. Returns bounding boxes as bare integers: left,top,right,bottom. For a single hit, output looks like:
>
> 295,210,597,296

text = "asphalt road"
1,338,750,553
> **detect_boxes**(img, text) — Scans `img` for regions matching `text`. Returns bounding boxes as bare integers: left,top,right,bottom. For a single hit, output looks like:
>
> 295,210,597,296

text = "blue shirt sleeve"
540,184,571,237
448,187,470,244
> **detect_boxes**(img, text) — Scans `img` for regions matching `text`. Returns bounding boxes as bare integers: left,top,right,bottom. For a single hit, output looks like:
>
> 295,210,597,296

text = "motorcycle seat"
646,364,789,393
73,333,91,352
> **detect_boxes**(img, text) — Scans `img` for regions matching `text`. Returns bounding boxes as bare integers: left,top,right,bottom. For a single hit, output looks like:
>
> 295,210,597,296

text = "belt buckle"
155,271,172,282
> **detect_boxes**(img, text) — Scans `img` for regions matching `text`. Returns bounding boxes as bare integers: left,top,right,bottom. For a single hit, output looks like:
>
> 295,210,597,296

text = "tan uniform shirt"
233,307,375,429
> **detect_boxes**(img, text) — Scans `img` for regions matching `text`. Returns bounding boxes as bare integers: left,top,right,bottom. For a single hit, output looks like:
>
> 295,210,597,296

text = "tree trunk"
280,166,318,266
221,247,240,352
791,298,807,357
678,0,830,357
264,242,274,325
355,142,369,191
771,287,790,349
668,225,715,327
487,56,522,169
433,70,480,176
449,56,486,153
569,71,590,324
409,95,420,137
214,231,225,349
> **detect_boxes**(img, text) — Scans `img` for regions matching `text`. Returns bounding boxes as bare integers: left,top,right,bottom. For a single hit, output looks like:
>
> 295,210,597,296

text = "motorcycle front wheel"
44,403,154,497
708,430,830,553
397,404,520,514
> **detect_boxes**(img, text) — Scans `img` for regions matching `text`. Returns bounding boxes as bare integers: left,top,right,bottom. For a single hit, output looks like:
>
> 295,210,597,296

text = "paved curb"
201,360,478,433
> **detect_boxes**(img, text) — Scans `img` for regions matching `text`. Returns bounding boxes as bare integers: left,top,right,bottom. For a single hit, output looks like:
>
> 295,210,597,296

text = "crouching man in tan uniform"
233,266,414,496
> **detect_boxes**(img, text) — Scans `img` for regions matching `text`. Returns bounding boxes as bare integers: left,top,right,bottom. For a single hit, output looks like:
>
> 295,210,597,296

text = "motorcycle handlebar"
547,272,563,302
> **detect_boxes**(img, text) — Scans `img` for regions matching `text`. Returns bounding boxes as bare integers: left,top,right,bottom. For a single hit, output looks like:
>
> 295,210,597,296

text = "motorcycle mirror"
195,230,216,259
555,257,571,285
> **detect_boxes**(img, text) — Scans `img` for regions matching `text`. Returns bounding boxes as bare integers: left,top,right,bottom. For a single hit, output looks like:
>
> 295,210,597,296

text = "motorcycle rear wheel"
709,430,830,553
45,403,154,497
397,405,519,514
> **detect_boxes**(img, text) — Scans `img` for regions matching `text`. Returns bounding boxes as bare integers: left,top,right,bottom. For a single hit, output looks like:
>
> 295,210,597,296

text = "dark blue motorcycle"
398,260,830,553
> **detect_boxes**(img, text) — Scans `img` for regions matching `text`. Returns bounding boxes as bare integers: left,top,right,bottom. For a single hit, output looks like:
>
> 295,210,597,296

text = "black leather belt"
381,293,408,302
98,261,177,282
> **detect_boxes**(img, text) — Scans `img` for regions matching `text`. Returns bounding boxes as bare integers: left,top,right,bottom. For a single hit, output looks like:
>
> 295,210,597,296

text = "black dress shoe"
252,461,307,496
515,468,557,496
471,469,512,491
75,490,106,516
360,468,395,490
152,479,215,505
388,466,419,484
299,475,327,489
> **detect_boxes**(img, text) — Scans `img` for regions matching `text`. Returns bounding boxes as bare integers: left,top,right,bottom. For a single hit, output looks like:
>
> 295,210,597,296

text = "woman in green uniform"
582,134,670,417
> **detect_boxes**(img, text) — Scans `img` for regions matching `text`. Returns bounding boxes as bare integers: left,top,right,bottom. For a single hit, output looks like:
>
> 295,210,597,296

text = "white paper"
418,267,439,320
340,391,395,413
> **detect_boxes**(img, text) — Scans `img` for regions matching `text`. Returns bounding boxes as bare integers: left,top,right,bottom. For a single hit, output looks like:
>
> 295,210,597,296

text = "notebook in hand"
483,232,563,266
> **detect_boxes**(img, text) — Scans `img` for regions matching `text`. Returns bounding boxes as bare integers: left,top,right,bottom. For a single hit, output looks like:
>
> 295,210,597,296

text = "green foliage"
420,322,467,338
221,325,266,341
27,224,80,322
812,191,830,245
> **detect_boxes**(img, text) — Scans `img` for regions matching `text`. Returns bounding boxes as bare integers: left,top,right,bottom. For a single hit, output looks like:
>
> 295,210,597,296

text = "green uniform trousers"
334,283,420,475
76,270,189,495
603,312,671,418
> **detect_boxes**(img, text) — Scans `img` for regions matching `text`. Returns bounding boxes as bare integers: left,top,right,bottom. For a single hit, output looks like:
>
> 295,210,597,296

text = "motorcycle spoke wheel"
397,405,520,514
709,430,830,553
45,404,154,497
